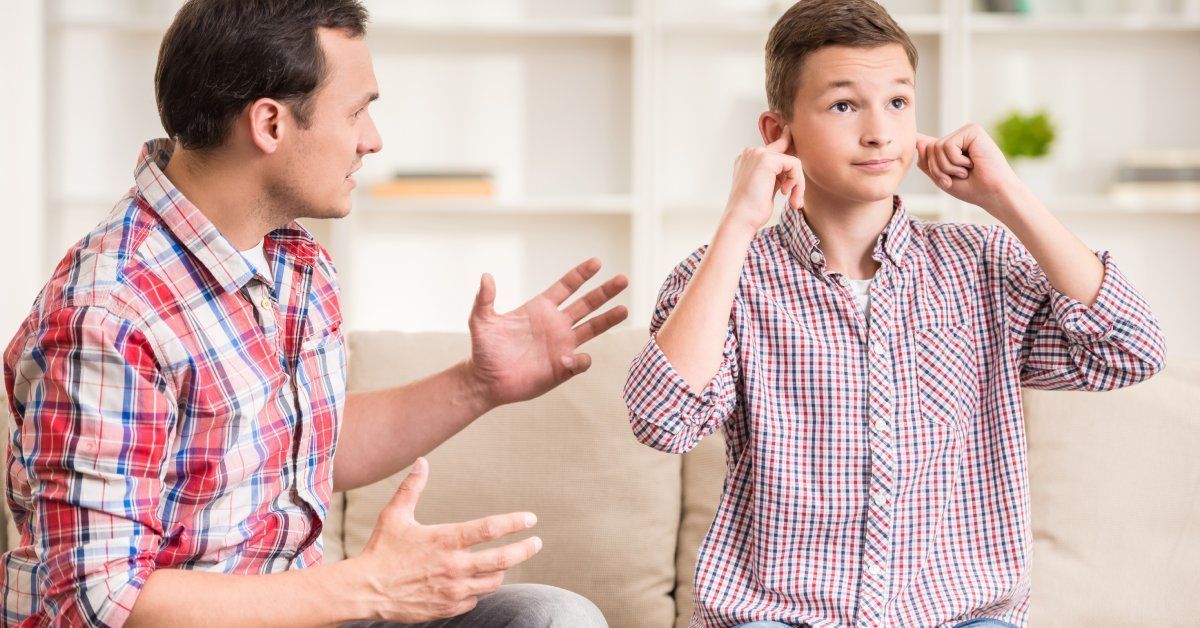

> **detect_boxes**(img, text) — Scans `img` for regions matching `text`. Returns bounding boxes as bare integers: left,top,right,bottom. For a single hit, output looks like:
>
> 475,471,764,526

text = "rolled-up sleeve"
11,306,175,627
997,229,1167,391
624,248,742,453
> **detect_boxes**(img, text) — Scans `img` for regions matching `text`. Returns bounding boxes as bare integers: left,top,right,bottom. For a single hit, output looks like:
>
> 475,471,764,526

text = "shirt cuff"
1048,251,1128,343
623,334,738,435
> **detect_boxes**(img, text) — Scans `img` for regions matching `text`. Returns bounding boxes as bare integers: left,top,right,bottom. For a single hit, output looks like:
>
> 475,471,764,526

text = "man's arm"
333,258,628,493
130,458,542,627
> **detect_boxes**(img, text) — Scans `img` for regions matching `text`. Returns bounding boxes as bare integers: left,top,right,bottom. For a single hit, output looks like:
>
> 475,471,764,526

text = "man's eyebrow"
821,77,914,93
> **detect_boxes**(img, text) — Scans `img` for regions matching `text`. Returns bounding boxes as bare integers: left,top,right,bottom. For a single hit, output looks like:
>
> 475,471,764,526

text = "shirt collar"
133,138,320,294
779,194,913,276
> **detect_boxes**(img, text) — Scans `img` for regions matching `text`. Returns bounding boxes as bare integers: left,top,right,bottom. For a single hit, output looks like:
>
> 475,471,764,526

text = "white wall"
0,0,45,338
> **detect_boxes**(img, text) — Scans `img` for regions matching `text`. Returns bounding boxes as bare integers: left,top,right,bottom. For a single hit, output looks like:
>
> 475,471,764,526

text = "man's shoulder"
30,193,175,326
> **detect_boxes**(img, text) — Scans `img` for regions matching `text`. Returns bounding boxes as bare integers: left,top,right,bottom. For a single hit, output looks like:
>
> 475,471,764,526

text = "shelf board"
659,13,945,37
969,12,1200,33
49,16,638,38
355,195,633,216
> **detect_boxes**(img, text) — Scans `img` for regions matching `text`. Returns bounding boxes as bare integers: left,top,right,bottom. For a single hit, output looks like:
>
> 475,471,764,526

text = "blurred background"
1,0,1198,360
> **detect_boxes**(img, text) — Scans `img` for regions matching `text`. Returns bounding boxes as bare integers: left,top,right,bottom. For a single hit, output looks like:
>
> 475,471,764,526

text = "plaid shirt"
625,197,1166,628
2,139,347,627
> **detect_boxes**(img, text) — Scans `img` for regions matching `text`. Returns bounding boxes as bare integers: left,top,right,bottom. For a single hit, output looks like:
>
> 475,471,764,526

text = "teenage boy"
624,1,1165,626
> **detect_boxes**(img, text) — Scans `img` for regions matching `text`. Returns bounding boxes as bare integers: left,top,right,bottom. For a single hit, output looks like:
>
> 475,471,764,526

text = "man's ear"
758,111,792,154
246,97,286,155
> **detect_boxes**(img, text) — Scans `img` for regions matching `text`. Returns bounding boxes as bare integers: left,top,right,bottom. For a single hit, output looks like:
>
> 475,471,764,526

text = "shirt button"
872,341,886,357
872,491,888,507
873,418,885,432
262,298,272,310
867,563,885,576
809,251,824,264
836,275,850,287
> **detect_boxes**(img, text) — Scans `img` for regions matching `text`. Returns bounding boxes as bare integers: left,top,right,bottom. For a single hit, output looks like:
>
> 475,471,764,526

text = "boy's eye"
890,98,908,109
831,102,852,113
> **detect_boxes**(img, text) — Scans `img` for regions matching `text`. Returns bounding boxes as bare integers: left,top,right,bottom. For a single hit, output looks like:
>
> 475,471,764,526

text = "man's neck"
162,145,277,251
800,187,895,281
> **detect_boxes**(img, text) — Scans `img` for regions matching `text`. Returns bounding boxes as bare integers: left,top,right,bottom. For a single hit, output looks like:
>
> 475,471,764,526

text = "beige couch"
2,328,1198,626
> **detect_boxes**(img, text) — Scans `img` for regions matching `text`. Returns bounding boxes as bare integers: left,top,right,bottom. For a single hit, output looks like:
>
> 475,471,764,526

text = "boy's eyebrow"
357,92,380,108
820,78,914,93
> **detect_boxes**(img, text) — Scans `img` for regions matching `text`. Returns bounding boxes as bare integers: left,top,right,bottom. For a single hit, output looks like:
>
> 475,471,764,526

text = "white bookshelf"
31,0,1200,357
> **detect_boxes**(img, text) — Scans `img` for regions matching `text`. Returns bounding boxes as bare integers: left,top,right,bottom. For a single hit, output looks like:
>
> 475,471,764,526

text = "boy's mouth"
852,159,895,172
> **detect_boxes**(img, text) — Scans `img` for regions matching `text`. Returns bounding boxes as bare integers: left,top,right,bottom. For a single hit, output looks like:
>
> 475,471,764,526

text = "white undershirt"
241,240,273,283
848,278,872,325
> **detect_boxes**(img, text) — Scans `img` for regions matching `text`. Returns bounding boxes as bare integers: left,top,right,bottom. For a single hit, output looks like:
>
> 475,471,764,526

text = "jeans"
341,583,607,627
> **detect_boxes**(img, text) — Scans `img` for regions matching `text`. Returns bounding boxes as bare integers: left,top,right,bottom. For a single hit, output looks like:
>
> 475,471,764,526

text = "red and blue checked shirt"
624,197,1166,628
2,139,347,627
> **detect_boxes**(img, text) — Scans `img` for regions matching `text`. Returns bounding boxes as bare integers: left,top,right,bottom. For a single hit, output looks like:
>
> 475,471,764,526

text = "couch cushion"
1025,360,1200,625
339,328,681,628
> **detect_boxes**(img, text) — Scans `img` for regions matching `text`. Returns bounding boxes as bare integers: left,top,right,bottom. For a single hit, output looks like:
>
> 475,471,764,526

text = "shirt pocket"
913,324,979,428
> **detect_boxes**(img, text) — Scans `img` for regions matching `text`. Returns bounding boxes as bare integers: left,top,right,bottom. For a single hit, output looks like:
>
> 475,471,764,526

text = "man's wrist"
321,557,384,623
456,359,501,413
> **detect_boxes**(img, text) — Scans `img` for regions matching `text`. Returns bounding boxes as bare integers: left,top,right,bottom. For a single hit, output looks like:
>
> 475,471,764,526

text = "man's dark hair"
155,0,369,151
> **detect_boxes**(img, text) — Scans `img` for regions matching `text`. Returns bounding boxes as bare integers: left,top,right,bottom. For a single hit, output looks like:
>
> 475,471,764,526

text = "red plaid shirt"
3,139,347,627
625,197,1166,627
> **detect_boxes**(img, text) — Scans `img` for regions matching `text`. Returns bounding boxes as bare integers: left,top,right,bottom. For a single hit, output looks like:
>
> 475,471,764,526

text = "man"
2,1,622,625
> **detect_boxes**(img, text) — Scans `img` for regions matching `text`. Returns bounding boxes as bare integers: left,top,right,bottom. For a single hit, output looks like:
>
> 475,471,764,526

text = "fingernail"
532,537,543,551
525,513,537,528
941,178,951,188
561,355,574,368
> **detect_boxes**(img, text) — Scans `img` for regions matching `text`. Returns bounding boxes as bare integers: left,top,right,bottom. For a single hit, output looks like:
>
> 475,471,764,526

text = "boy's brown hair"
766,0,918,120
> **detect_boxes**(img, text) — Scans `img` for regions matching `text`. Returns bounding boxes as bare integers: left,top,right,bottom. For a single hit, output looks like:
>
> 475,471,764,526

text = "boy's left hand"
916,124,1026,215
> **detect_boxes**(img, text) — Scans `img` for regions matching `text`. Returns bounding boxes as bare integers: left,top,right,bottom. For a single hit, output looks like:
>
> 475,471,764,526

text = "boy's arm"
918,125,1167,390
624,127,805,452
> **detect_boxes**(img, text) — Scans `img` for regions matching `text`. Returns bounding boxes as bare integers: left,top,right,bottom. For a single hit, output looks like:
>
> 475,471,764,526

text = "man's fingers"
453,511,538,548
561,352,593,376
466,572,506,597
573,305,629,346
385,457,429,520
540,258,602,306
468,536,543,575
472,273,496,318
562,274,629,324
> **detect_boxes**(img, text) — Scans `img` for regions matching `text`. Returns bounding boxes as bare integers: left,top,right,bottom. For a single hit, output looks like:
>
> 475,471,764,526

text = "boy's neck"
800,188,895,281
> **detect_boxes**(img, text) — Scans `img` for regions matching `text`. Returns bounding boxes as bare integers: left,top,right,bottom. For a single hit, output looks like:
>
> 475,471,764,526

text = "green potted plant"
994,109,1058,197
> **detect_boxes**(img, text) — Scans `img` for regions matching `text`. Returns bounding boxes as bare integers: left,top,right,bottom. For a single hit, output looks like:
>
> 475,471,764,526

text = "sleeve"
11,306,176,627
996,228,1167,391
623,247,743,454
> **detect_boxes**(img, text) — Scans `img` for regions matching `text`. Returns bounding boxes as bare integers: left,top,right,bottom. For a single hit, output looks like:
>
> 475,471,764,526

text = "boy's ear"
758,111,792,154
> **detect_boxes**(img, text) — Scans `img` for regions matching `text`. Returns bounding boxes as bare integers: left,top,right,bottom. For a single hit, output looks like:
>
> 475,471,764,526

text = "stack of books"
370,170,494,198
1109,149,1200,201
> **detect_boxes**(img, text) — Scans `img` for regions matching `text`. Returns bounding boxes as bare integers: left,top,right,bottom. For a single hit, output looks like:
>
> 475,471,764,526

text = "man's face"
274,27,382,220
785,44,916,205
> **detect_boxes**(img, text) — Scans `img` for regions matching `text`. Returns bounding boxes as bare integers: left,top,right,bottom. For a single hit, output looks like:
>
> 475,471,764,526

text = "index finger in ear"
766,125,791,153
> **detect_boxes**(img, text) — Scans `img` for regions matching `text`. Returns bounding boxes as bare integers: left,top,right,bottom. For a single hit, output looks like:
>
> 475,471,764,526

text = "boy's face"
769,43,917,206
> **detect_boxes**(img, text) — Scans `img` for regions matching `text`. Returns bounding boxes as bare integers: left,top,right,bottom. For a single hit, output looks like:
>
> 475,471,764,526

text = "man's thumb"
387,457,429,518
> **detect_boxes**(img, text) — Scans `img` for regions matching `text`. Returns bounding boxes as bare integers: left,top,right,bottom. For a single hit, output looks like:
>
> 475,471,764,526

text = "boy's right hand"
723,126,805,234
350,458,542,622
